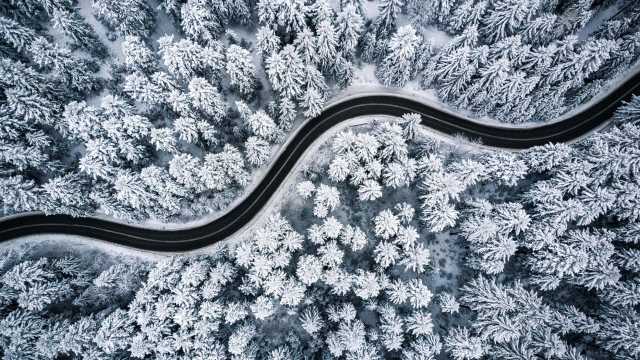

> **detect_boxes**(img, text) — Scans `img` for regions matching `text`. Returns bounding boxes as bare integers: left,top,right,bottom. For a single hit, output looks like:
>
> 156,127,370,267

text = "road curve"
2,71,640,251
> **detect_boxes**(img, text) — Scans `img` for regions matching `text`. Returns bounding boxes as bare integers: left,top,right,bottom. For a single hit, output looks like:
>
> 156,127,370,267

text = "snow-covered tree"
297,255,323,285
256,26,280,58
439,292,460,314
378,25,423,87
300,307,324,335
336,5,364,58
278,97,297,131
246,110,278,141
0,16,36,52
314,184,341,218
150,127,178,153
226,45,256,96
174,116,200,143
114,170,157,210
406,310,434,336
374,209,400,239
188,77,226,121
121,35,156,72
122,73,164,106
258,0,306,34
460,201,529,274
445,327,485,360
479,0,542,43
375,0,404,37
315,20,338,69
358,179,383,201
292,182,316,203
245,136,271,166
200,145,249,191
300,87,325,118
180,0,223,44
158,35,224,82
169,152,202,190
92,0,154,36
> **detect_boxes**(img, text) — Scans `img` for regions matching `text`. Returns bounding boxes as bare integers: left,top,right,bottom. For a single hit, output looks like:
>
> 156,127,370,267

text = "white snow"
363,0,380,19
420,26,453,49
577,2,621,40
332,69,481,126
0,234,164,260
76,0,123,59
18,0,639,232
4,116,404,255
343,56,640,137
427,231,465,291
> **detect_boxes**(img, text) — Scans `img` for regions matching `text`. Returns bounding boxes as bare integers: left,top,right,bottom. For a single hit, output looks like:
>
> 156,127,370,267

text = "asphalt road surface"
2,71,640,251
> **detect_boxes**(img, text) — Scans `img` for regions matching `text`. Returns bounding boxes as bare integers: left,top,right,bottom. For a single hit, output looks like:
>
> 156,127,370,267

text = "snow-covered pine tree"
294,27,317,66
245,136,271,166
445,327,486,360
188,77,226,122
266,45,305,101
375,0,404,38
256,26,281,59
479,0,542,43
336,5,364,59
226,44,256,97
315,19,339,70
121,35,156,72
92,0,154,36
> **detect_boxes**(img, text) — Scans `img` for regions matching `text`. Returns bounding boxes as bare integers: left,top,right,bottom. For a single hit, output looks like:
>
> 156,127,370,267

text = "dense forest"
3,0,640,359
2,0,640,223
4,96,640,358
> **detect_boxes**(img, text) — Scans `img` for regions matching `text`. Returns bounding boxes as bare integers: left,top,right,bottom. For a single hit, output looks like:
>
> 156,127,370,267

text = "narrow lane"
1,72,639,251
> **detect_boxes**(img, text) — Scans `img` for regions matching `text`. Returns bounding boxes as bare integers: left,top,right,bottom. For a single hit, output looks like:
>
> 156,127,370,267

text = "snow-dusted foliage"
445,99,640,359
0,114,465,359
93,0,154,37
397,0,640,123
4,1,640,358
0,0,383,222
6,100,640,358
296,107,640,359
2,0,639,223
0,207,437,359
0,246,148,359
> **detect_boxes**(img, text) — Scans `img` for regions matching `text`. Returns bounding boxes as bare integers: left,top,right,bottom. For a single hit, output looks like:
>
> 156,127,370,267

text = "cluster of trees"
6,95,640,359
436,97,640,359
3,0,640,223
4,0,640,356
0,1,104,216
4,0,105,52
0,202,442,359
256,0,366,118
93,0,154,37
0,113,469,359
292,101,640,359
0,246,148,359
1,17,259,222
0,0,372,222
365,0,640,122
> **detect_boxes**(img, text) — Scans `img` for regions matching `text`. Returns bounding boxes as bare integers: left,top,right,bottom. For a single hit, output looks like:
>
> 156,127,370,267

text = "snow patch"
363,0,380,19
0,234,163,260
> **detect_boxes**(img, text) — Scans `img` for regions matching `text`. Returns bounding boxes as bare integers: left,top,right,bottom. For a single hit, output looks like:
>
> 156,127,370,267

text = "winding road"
2,71,640,252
